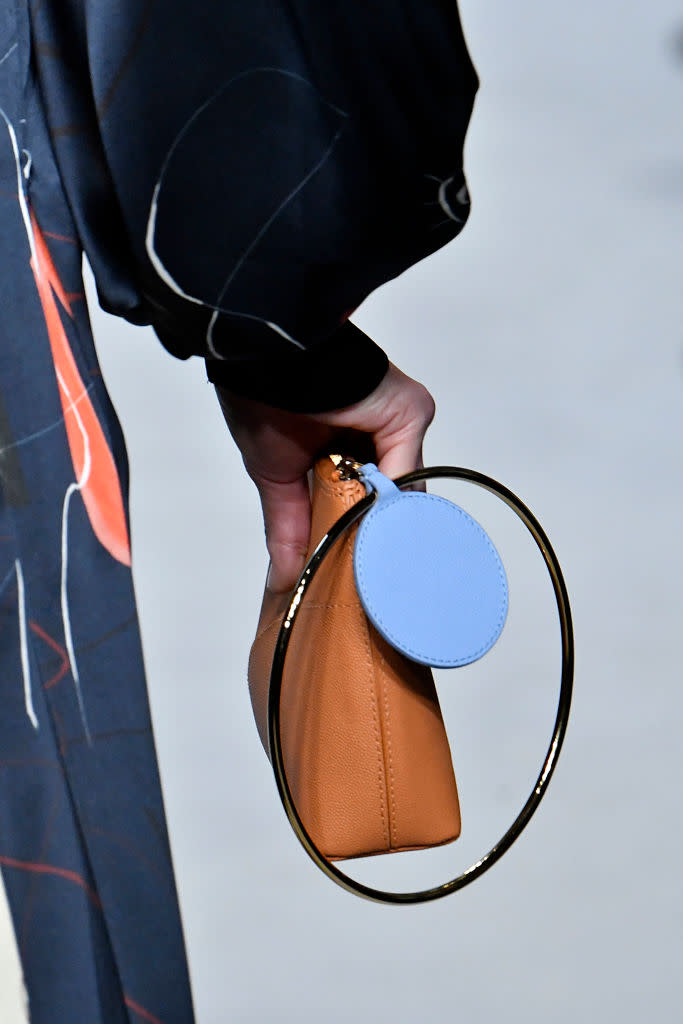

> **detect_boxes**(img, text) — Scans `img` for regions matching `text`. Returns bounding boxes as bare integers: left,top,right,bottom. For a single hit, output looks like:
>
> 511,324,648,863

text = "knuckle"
420,390,436,428
410,382,436,430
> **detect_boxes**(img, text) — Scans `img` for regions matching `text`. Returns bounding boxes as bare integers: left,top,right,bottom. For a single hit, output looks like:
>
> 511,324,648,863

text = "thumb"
324,363,435,481
255,474,312,594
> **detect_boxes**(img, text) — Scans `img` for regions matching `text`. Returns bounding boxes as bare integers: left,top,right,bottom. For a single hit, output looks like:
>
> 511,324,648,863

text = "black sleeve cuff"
204,320,389,413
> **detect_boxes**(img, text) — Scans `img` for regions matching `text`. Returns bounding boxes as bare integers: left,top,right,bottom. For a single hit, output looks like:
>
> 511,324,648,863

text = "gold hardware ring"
267,466,574,905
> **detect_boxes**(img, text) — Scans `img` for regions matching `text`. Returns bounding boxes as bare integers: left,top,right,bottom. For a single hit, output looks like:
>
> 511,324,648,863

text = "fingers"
215,361,436,594
331,363,435,480
255,473,312,593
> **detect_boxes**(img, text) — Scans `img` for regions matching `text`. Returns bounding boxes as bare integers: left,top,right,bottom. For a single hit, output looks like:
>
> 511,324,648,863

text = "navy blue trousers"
1,9,194,1021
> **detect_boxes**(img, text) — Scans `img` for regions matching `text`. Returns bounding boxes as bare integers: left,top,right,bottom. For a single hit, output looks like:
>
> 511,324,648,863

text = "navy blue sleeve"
30,1,478,411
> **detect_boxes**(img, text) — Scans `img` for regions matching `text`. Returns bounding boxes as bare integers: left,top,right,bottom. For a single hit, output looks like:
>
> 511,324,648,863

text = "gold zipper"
329,454,364,481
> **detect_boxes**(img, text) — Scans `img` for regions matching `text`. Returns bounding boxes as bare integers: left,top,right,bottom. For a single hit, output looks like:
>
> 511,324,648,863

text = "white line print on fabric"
2,104,92,742
15,560,39,730
0,564,17,598
144,67,348,356
0,382,97,457
0,106,37,265
0,43,18,69
56,367,93,745
424,173,470,231
204,122,344,355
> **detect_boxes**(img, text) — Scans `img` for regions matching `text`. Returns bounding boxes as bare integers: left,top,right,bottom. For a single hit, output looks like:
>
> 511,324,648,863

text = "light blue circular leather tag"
353,465,508,668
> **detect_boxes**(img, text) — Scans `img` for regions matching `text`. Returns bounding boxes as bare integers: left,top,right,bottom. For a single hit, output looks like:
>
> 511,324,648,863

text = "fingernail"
266,563,290,594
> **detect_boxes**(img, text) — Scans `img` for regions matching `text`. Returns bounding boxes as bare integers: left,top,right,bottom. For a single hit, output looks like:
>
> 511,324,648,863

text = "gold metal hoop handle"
267,467,574,905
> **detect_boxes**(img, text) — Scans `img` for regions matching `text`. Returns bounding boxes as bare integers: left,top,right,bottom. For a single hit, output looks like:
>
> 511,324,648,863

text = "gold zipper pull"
329,454,364,481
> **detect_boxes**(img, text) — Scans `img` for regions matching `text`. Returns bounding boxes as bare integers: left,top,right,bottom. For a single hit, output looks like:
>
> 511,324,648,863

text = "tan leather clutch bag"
248,454,461,861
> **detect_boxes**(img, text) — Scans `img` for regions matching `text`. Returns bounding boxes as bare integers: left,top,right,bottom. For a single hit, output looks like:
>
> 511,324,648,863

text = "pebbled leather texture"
248,457,461,861
354,465,508,668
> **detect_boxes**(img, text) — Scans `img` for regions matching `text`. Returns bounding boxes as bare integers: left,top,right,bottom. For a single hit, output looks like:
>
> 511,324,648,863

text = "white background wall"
84,2,683,1020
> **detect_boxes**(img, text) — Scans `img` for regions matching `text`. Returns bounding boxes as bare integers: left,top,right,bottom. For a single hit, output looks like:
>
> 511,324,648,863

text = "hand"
215,362,435,593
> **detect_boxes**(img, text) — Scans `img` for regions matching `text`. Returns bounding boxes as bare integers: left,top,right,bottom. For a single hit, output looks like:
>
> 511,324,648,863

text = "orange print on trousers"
30,211,131,566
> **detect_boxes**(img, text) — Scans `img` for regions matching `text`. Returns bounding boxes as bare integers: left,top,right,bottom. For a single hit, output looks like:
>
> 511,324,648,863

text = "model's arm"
30,1,476,580
31,0,476,408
